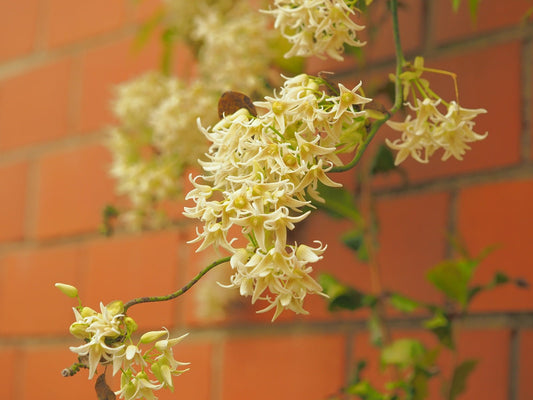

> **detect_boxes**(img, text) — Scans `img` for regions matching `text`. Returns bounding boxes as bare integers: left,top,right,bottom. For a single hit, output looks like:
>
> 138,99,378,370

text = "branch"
331,0,405,173
123,256,231,312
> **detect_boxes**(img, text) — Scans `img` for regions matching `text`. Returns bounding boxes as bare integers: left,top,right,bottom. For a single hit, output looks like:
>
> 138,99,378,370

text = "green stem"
331,0,404,173
123,256,231,312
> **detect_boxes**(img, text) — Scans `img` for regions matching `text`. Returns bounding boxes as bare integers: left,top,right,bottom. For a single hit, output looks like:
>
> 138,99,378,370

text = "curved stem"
331,0,404,173
123,256,231,312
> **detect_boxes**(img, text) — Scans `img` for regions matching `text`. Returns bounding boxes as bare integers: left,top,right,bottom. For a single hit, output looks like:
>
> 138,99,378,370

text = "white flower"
386,98,487,164
184,74,372,319
264,0,366,61
68,302,126,379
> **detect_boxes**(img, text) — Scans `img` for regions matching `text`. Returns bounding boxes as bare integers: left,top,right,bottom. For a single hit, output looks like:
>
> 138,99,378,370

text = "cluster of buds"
184,73,372,320
56,283,189,400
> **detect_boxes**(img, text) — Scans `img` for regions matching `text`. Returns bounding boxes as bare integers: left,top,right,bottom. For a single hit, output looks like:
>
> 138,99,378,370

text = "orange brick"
518,330,533,400
82,231,180,330
45,0,126,48
34,145,116,239
20,346,96,400
77,36,163,133
378,192,450,303
454,329,510,400
222,333,346,400
0,245,82,336
156,340,212,400
458,179,533,311
0,0,39,61
0,59,72,151
0,161,28,242
433,0,530,44
390,42,521,181
0,348,18,398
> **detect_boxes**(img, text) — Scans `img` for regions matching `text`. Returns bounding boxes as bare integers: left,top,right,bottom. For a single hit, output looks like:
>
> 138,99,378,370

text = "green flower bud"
140,329,167,344
55,283,78,298
124,317,138,334
106,300,124,316
69,322,91,339
80,306,97,318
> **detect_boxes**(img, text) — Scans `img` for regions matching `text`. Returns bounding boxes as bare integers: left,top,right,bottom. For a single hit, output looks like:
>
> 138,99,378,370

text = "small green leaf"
424,311,454,349
389,293,419,313
313,182,360,222
451,0,461,12
381,339,425,368
319,274,372,311
371,144,397,175
445,359,478,400
426,259,478,307
341,229,363,251
468,0,481,25
368,311,384,347
133,8,164,52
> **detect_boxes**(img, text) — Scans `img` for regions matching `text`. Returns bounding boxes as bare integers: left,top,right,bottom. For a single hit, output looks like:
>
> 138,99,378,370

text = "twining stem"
331,0,405,173
123,256,231,312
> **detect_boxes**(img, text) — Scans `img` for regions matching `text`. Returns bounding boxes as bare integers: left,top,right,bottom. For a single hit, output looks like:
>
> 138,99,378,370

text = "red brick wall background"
0,1,532,399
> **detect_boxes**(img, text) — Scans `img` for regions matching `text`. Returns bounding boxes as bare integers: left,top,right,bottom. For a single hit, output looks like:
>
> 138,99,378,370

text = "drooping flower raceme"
385,98,488,165
184,74,371,319
264,0,366,61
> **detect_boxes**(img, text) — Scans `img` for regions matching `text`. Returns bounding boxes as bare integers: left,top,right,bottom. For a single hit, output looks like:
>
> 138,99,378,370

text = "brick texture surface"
0,58,72,151
222,334,346,400
0,162,28,242
0,0,532,399
0,0,39,62
35,145,116,239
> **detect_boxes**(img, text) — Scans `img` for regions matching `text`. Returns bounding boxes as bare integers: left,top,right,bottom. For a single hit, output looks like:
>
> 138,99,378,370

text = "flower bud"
55,283,78,298
140,329,167,344
69,322,91,339
80,306,97,318
124,317,138,334
106,300,124,316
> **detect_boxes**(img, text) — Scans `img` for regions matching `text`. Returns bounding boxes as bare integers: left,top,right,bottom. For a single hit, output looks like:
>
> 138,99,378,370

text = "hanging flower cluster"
386,57,488,165
56,284,189,400
184,74,371,320
109,73,214,229
264,0,366,61
386,99,488,165
108,1,285,230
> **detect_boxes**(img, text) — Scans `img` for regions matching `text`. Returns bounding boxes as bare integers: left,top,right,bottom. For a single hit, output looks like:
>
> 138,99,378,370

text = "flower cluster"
184,74,371,319
56,284,189,400
265,0,366,61
109,72,214,229
386,98,488,165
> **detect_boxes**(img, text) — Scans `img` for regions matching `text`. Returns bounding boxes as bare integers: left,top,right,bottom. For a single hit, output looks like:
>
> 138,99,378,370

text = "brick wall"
0,1,532,399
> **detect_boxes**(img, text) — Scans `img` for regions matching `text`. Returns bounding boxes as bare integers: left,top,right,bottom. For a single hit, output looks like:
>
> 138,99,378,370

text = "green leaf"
381,339,425,368
313,182,360,222
468,0,481,25
424,311,454,349
340,229,370,262
388,293,419,313
346,381,386,400
445,359,478,400
132,8,164,52
371,144,397,175
451,0,461,12
368,311,384,347
426,259,478,307
319,274,373,311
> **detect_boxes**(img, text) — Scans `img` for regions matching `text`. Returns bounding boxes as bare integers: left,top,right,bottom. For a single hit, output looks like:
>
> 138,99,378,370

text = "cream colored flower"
265,0,365,60
386,98,487,164
185,74,372,319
